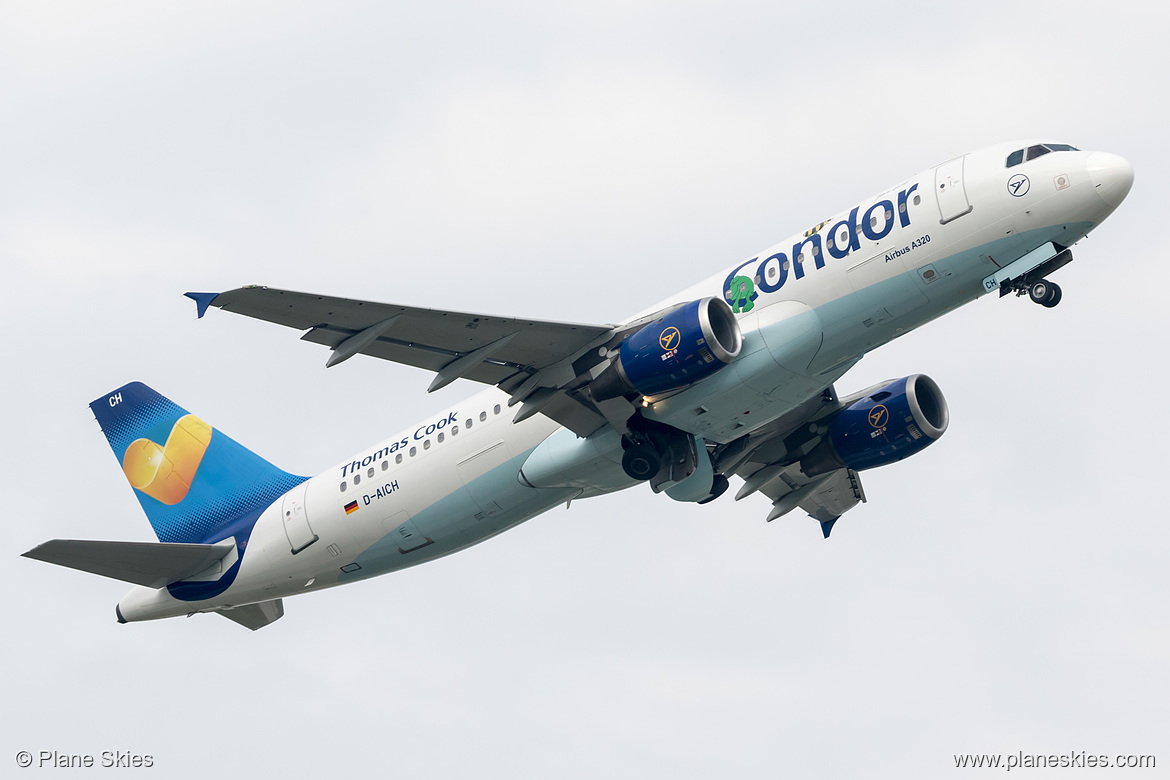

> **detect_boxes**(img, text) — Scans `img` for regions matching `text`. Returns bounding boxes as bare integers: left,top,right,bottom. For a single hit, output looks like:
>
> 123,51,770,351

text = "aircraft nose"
1086,151,1134,209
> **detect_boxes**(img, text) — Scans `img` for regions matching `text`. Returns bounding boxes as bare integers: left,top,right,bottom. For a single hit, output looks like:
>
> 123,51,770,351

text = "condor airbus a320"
25,140,1133,630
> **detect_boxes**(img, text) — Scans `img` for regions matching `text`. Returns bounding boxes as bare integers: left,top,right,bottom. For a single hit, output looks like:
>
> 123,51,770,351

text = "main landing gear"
1027,279,1062,308
618,418,697,485
621,441,661,481
618,416,728,503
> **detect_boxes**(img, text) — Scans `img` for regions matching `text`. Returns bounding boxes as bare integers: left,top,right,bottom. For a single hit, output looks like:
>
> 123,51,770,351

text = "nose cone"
1087,152,1135,209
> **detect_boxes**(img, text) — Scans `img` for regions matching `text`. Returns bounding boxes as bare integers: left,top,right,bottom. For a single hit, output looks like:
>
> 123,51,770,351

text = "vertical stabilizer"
91,382,306,544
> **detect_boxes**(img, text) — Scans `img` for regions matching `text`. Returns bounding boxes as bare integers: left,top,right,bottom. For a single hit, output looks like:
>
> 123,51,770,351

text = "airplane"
23,139,1134,630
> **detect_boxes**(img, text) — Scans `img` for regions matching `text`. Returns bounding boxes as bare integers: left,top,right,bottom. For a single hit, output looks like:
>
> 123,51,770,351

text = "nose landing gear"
995,246,1071,309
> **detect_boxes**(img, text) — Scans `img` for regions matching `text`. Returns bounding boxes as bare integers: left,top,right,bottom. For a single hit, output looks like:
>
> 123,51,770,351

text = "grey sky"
3,1,1166,777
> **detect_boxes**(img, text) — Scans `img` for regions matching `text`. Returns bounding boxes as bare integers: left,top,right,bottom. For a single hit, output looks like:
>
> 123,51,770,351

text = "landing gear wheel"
622,445,661,481
1029,280,1050,304
1029,280,1061,307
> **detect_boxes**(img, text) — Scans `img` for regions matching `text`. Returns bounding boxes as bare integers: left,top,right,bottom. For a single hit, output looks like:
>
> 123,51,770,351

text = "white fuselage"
118,140,1133,622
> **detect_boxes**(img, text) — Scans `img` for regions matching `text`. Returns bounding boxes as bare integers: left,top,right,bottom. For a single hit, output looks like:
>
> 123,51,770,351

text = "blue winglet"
820,517,839,539
184,291,219,319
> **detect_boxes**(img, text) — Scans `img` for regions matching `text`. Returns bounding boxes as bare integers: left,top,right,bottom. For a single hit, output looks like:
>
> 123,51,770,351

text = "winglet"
184,292,220,319
820,517,839,539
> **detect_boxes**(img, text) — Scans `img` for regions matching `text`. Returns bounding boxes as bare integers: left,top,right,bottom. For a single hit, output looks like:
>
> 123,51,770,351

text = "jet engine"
590,297,742,402
801,374,949,476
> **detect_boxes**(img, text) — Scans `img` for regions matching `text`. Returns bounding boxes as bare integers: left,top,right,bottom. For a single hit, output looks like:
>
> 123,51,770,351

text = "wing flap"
796,468,866,523
23,539,236,588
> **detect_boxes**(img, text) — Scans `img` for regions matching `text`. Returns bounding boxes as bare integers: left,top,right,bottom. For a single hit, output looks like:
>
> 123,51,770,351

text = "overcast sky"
3,1,1166,777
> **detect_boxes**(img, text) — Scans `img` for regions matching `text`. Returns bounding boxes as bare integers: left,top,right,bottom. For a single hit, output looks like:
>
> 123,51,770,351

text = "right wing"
188,286,658,436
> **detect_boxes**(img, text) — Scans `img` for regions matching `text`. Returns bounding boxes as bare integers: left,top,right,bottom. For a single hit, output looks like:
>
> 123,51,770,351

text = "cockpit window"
1026,144,1051,161
1007,143,1080,168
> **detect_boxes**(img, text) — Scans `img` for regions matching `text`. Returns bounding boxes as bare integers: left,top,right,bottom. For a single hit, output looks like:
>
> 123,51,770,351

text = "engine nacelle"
802,374,949,476
590,297,742,401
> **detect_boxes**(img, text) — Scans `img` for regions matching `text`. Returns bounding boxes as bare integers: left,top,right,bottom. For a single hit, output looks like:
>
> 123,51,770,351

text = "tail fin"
91,382,306,544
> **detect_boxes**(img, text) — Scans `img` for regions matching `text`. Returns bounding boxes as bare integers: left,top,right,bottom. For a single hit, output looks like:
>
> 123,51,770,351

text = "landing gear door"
935,156,973,224
281,482,319,554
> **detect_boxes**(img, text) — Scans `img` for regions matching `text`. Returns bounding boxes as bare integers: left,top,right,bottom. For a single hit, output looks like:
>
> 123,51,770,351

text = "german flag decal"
344,500,359,515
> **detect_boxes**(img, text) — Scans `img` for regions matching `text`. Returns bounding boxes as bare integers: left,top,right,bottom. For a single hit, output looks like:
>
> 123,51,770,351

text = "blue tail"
91,382,306,545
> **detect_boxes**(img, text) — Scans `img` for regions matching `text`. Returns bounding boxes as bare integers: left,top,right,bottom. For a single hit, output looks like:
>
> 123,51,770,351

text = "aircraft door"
935,156,973,223
281,483,319,554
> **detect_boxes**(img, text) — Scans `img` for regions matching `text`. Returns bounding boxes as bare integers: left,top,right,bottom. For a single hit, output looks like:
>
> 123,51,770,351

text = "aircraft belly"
644,303,837,441
337,446,573,581
815,222,1097,367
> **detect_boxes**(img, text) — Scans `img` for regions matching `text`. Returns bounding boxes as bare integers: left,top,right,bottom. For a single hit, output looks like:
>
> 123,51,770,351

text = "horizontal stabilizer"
217,599,284,631
23,539,235,588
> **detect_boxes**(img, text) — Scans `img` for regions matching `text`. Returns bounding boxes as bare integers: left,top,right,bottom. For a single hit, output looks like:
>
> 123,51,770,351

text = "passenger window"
367,467,375,478
395,453,403,464
409,446,417,457
423,439,431,450
340,481,347,492
479,411,487,422
1006,149,1024,167
381,460,388,471
438,432,445,443
1026,145,1050,161
451,425,459,435
493,404,501,415
354,474,361,485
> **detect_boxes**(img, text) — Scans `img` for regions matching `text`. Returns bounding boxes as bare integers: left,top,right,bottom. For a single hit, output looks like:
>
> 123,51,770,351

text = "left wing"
715,386,866,537
187,287,635,436
738,463,866,538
